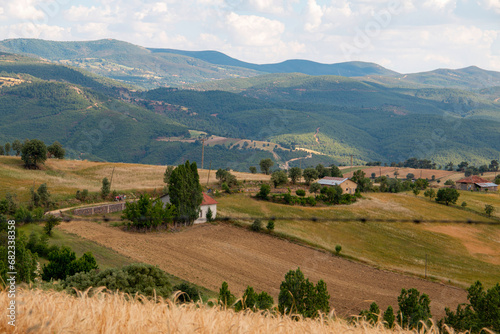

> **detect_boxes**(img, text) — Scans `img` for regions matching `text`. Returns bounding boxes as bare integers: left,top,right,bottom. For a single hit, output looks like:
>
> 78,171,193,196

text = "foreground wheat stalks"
1,288,458,333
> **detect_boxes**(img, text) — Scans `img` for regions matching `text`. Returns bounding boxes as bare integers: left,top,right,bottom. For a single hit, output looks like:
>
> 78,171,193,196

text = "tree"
4,143,10,156
424,188,436,201
218,281,235,307
21,139,47,168
489,160,499,172
351,170,371,192
169,161,203,224
445,162,454,171
359,302,380,324
296,189,306,197
383,305,395,328
44,215,61,236
163,166,175,184
442,281,500,333
266,220,275,231
414,178,429,190
444,179,455,186
101,177,111,199
436,188,460,206
206,207,214,222
458,161,469,172
271,170,288,188
495,175,500,185
256,184,271,200
309,182,321,194
12,139,22,156
249,166,257,174
485,204,494,217
0,146,3,155
251,219,262,232
330,164,343,177
47,141,65,159
406,173,415,180
303,168,319,185
315,164,329,178
216,169,237,187
278,268,330,319
122,194,175,229
335,245,342,255
259,158,274,175
42,246,77,281
37,183,52,208
412,188,420,196
397,288,432,330
288,167,302,184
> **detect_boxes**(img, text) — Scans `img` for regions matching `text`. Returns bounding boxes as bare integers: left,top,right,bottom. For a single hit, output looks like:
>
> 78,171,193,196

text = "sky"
0,0,499,73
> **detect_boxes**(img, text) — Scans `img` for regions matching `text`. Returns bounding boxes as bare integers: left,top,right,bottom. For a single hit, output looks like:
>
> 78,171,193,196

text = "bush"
266,220,275,231
206,207,214,222
278,268,330,319
44,214,61,236
444,179,455,186
359,302,380,324
251,219,262,232
256,184,271,200
397,288,431,330
442,281,500,333
309,182,321,194
64,263,171,299
461,201,467,207
335,245,342,255
435,188,460,205
173,282,201,303
485,204,494,217
235,286,274,312
218,281,235,307
42,247,98,281
295,189,306,197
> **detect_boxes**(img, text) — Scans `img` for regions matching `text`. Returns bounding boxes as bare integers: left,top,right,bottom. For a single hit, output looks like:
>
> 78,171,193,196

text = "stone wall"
73,202,127,216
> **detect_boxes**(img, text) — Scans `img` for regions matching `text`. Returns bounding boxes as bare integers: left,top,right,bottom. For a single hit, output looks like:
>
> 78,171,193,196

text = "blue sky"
1,0,499,73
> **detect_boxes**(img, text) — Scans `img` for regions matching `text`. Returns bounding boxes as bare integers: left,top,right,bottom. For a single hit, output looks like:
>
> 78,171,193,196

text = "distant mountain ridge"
1,38,500,91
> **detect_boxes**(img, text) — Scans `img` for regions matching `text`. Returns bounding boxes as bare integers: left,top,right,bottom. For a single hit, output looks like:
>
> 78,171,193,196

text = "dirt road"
59,221,467,318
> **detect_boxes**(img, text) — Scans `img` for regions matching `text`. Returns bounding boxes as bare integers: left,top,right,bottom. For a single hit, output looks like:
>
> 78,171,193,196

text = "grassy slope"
0,156,270,202
216,192,500,287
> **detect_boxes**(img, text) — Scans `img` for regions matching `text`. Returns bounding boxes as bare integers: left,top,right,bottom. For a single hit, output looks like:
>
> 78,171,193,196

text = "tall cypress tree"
168,161,203,224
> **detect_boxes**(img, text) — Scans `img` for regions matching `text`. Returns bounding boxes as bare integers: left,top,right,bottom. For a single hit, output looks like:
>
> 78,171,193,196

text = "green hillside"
0,39,264,89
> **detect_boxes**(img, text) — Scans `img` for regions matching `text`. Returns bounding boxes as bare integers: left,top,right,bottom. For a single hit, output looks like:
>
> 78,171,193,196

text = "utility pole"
201,138,205,169
110,167,115,186
206,161,212,186
350,154,353,169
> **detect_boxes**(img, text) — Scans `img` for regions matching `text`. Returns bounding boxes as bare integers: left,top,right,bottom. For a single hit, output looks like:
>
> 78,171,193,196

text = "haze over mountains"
0,38,499,170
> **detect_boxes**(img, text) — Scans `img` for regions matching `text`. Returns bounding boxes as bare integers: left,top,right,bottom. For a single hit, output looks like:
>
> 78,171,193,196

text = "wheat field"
1,288,461,334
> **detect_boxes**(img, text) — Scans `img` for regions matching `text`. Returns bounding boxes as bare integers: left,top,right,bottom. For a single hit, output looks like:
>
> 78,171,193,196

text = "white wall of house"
194,203,217,224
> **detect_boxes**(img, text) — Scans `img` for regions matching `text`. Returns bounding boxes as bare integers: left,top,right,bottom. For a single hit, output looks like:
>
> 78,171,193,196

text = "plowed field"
59,221,467,318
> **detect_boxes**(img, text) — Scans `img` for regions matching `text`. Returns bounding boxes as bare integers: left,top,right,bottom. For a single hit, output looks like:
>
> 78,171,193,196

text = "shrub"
383,305,395,328
101,177,111,199
235,286,274,312
295,189,306,197
266,220,275,231
218,281,235,307
222,182,230,193
206,207,214,222
442,281,500,333
335,245,342,255
485,204,494,217
309,182,321,194
435,188,460,205
461,201,467,207
444,179,455,186
278,268,330,319
64,263,171,299
397,288,431,330
256,184,271,200
173,282,201,303
42,247,98,281
251,219,262,232
44,214,61,236
359,302,380,324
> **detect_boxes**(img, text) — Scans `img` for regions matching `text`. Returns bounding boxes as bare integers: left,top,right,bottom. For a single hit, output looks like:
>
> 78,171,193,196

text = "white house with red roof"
160,192,218,224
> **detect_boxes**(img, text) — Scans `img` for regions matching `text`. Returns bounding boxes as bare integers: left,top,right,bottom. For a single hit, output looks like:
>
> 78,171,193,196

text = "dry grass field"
2,288,456,334
0,156,269,201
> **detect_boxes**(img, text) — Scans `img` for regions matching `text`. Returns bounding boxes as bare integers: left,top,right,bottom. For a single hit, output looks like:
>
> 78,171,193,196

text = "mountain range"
0,38,499,170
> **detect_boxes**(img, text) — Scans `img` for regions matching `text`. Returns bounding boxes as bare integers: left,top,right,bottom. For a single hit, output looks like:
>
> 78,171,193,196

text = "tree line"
0,138,65,168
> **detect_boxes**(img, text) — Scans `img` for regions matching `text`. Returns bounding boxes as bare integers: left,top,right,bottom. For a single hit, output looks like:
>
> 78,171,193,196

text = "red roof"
456,176,490,184
201,193,218,206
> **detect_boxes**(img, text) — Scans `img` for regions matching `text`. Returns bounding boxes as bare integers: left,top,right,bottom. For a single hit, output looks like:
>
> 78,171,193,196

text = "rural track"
58,221,467,318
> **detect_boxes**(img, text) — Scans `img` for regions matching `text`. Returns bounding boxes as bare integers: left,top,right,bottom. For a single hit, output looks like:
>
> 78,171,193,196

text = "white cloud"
248,0,286,14
7,0,45,20
422,0,456,10
479,0,500,13
304,0,323,32
225,12,285,46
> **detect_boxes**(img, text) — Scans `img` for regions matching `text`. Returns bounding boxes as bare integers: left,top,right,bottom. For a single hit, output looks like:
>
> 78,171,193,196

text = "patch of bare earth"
59,221,466,318
424,225,500,265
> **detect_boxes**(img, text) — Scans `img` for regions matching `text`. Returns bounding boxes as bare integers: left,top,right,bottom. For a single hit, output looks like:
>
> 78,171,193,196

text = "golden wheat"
0,288,460,334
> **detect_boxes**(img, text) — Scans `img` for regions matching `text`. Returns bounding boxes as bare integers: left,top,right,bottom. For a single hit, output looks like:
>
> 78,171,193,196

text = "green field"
216,191,500,287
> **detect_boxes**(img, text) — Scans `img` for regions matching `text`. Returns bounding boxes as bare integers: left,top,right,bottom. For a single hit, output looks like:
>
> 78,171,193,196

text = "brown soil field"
58,221,467,319
342,167,457,181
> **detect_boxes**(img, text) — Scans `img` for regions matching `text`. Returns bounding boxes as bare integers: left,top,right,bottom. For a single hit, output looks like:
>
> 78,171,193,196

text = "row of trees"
366,158,499,174
4,139,66,168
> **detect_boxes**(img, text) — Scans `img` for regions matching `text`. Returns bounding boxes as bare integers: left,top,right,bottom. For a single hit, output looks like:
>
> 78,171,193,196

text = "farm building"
160,193,218,224
455,176,498,192
317,177,358,194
